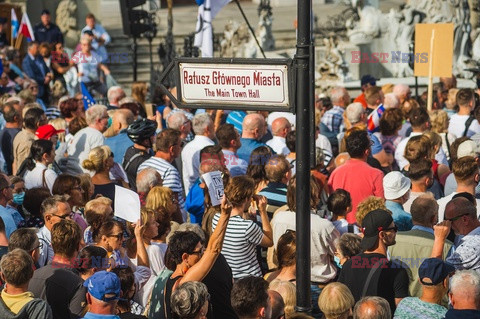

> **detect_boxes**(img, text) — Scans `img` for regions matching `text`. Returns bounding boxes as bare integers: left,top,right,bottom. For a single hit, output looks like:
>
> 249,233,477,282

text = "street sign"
158,58,295,112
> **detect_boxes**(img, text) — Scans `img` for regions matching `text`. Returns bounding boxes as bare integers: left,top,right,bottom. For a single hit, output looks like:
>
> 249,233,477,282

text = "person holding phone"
211,175,273,279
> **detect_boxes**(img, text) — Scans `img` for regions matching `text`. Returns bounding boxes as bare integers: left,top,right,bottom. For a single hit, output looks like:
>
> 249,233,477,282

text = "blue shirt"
185,179,205,224
226,111,246,134
237,138,269,163
105,130,134,164
0,205,17,238
385,200,413,231
81,313,120,319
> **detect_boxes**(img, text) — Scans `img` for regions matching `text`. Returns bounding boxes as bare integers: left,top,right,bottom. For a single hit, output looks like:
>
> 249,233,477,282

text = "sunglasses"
445,213,469,222
380,225,398,233
107,233,124,240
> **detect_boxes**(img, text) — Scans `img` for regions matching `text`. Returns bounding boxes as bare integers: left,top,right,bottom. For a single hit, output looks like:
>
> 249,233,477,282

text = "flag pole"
14,33,23,50
233,0,267,58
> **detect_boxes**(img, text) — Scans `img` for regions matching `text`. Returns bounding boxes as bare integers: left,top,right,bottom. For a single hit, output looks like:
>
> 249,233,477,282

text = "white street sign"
179,62,290,107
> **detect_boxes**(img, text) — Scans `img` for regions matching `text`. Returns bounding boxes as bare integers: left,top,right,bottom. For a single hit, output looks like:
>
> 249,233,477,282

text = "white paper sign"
114,185,141,223
202,171,224,206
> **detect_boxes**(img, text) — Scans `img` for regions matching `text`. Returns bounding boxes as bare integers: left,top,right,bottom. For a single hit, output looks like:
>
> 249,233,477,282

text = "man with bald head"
237,113,271,163
266,117,291,155
353,296,391,319
268,290,285,319
442,197,480,273
105,108,135,163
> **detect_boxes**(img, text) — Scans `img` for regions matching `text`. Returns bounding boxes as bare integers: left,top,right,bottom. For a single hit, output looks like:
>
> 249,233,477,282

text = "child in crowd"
327,189,360,234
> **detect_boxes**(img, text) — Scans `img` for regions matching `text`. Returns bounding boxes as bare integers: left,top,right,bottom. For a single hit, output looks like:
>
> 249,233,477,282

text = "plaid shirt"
321,106,344,134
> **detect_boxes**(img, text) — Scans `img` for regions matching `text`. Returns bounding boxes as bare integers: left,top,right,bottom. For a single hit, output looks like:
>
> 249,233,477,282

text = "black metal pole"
233,0,267,58
133,37,138,82
295,0,311,314
309,0,316,168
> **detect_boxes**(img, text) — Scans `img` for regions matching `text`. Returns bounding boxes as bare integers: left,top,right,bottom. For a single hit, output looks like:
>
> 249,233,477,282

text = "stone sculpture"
56,0,80,49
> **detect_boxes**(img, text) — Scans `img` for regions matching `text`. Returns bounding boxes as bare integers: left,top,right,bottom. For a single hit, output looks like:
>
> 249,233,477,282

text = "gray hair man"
107,86,126,109
36,195,72,267
181,113,215,194
445,270,480,318
67,104,108,169
136,168,163,197
167,111,192,141
392,84,411,105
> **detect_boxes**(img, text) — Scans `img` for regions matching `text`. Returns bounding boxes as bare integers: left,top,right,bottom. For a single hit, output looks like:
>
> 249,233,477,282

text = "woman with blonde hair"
82,145,127,207
355,196,386,227
318,282,355,319
269,279,296,318
126,208,164,307
145,186,182,224
49,117,68,161
429,109,456,162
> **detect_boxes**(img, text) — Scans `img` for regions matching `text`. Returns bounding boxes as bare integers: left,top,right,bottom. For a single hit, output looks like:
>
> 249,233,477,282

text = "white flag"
194,0,231,57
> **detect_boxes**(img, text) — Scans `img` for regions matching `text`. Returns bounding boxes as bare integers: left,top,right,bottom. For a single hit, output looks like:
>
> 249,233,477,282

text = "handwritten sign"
202,171,224,207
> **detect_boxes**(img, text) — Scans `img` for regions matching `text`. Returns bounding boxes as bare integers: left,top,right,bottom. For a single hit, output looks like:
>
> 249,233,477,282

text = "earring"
182,262,189,274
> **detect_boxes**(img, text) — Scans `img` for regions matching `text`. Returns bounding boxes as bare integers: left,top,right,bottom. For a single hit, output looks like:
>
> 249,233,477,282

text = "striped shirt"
138,157,185,209
212,214,263,279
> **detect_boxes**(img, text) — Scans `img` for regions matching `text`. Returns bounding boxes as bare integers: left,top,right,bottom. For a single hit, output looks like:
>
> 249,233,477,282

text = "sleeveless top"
164,275,183,319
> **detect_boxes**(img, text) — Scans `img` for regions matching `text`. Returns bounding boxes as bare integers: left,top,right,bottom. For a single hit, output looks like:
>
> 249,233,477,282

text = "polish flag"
19,12,35,41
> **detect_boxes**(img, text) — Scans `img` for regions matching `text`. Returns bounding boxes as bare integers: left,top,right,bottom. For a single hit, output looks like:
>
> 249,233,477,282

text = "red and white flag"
19,12,35,41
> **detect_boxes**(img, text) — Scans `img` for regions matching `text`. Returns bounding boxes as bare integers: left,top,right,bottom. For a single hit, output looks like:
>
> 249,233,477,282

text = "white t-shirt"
72,51,102,83
448,114,480,138
24,162,58,193
67,126,105,170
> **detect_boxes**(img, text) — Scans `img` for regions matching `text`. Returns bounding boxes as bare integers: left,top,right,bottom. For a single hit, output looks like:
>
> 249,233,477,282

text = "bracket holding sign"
158,57,295,112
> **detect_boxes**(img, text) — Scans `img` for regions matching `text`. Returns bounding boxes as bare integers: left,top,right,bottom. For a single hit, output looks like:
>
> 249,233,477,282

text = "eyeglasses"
51,213,72,220
381,225,398,233
30,242,43,252
108,233,124,240
189,246,205,256
445,213,470,222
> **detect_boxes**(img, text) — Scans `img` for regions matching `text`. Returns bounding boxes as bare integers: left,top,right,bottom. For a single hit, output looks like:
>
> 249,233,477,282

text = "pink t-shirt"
328,159,384,224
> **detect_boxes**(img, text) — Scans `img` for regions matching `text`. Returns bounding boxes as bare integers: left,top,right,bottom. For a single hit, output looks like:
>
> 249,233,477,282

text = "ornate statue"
56,0,80,49
220,20,257,58
257,0,275,51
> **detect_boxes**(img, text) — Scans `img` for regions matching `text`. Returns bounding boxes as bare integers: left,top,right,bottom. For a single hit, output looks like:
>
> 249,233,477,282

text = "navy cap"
41,9,50,16
360,209,393,251
83,271,121,301
418,258,455,286
361,75,377,86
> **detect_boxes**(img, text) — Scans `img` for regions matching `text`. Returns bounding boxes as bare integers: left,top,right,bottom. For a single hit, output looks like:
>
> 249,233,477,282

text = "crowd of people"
0,8,479,319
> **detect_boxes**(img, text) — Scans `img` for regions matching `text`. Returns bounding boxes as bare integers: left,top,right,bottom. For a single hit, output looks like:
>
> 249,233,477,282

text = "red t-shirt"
328,158,384,224
354,93,368,109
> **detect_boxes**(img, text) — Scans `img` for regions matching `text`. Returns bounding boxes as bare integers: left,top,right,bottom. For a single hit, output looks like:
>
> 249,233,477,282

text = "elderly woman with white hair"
171,281,210,319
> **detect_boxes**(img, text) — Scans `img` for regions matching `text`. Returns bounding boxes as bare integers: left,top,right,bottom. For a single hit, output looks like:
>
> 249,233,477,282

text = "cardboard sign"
414,23,454,77
202,171,224,206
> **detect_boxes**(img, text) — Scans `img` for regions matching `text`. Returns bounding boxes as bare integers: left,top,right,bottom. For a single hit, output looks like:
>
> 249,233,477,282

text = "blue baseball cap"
361,75,377,86
83,271,121,301
418,258,455,286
